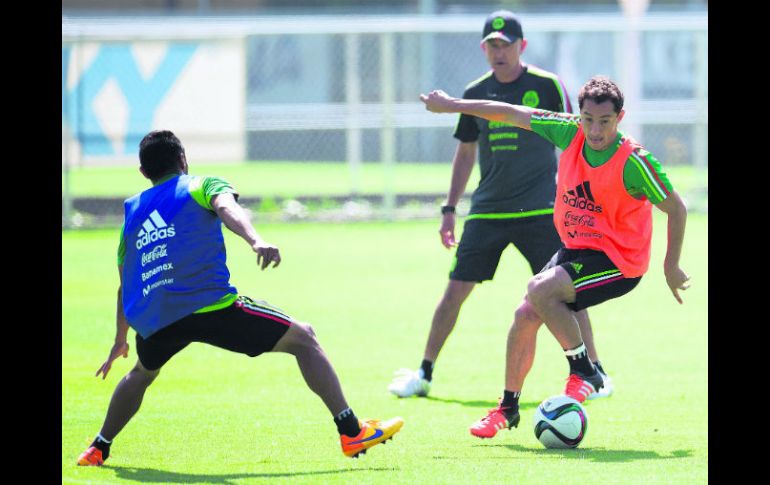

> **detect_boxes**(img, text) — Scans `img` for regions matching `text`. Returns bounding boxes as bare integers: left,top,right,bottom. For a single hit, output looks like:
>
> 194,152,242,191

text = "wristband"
441,205,456,215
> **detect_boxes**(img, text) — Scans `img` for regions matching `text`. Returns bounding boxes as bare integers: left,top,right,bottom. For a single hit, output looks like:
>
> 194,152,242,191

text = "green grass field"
62,161,708,202
62,213,707,484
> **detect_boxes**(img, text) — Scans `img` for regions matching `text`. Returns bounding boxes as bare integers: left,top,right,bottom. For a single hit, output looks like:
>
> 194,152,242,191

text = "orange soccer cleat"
340,417,404,458
77,446,105,466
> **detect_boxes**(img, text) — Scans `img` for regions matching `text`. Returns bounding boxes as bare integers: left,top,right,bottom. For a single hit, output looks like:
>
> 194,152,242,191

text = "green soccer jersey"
117,174,240,313
529,110,673,203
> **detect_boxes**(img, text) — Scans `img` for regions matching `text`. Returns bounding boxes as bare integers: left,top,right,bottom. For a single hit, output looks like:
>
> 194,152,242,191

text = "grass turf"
62,161,707,202
62,213,707,484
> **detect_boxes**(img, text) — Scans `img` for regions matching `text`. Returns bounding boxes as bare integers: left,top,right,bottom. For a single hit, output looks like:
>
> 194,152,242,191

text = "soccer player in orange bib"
419,76,690,439
388,9,613,403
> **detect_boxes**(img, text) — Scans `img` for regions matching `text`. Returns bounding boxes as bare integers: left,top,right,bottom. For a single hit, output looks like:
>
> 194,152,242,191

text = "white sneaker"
587,370,613,400
387,368,431,398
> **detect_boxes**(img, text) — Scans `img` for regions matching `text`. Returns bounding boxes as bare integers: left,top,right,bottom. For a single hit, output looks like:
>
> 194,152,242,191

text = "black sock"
593,361,606,375
91,434,111,460
500,390,520,419
565,343,596,376
420,359,434,382
334,408,361,437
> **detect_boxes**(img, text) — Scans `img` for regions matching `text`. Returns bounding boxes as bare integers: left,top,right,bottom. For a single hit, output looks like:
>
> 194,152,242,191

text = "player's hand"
254,243,281,270
96,341,129,380
664,266,690,304
420,90,457,113
439,213,457,248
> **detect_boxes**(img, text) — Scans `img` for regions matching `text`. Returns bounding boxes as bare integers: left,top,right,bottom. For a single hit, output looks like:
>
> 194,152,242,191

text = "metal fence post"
380,32,395,219
693,30,708,169
345,33,363,197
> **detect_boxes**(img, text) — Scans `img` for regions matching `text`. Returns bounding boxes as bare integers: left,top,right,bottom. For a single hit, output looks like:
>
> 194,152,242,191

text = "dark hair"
138,130,186,181
578,76,624,114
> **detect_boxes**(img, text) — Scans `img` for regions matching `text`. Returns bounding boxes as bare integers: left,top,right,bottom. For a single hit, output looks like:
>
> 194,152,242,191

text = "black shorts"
135,295,293,371
541,248,642,312
450,215,562,282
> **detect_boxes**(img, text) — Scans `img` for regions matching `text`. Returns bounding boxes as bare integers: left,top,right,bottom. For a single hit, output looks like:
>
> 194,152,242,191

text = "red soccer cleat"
77,446,105,466
469,404,520,439
564,372,603,403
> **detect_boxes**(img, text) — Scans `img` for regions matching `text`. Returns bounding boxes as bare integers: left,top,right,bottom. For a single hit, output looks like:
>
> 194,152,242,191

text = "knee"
289,322,321,350
513,301,542,330
297,321,317,340
127,364,159,386
526,275,555,309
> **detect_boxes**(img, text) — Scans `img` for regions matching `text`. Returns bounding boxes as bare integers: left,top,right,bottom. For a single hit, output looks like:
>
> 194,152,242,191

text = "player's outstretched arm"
655,191,690,304
419,90,535,130
211,193,281,270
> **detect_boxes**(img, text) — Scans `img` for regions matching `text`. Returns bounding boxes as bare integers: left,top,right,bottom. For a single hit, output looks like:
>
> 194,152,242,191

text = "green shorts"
450,215,562,282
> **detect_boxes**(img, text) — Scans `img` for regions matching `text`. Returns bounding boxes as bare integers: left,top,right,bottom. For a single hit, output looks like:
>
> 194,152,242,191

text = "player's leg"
527,265,584,349
194,296,346,416
95,360,161,440
270,321,403,458
470,297,543,439
574,310,598,363
209,296,402,458
424,279,476,363
271,320,349,416
527,265,602,403
514,216,602,361
78,332,182,466
529,249,640,402
389,219,506,398
574,310,613,399
504,300,543,399
514,217,611,399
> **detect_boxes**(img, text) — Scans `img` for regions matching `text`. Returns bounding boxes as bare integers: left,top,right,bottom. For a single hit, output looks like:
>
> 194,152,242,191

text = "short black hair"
138,130,185,181
578,76,624,114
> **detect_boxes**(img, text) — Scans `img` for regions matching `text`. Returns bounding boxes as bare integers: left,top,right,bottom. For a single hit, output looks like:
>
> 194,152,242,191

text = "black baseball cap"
482,10,523,44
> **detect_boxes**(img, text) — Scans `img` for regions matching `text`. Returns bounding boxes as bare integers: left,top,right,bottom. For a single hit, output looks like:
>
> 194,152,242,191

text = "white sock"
95,433,112,444
564,343,587,360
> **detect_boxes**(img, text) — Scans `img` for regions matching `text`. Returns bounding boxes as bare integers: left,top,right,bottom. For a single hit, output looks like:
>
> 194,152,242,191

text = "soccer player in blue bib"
77,130,403,465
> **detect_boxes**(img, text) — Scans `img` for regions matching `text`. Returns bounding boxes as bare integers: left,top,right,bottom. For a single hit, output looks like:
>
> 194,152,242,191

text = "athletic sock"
564,343,596,377
593,360,606,375
500,390,520,421
91,433,111,460
334,407,362,437
420,359,434,382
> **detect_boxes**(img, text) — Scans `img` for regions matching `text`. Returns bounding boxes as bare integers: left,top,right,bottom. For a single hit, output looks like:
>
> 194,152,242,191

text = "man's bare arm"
420,90,535,130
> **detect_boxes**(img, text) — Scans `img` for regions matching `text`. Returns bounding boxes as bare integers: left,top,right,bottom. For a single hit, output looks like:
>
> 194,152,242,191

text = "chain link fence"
62,12,707,227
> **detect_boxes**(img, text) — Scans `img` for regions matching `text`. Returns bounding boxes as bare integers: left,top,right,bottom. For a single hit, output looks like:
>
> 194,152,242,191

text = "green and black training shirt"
454,65,572,218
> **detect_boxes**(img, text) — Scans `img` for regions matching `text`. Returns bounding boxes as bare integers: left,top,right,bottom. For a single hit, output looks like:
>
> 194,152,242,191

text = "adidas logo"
135,210,176,250
576,385,593,398
561,181,602,213
566,383,594,402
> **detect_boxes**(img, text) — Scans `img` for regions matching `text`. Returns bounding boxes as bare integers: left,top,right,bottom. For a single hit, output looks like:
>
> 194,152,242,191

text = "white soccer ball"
532,395,588,449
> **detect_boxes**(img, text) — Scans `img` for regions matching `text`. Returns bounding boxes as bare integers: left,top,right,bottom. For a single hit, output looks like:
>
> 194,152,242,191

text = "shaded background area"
62,0,708,227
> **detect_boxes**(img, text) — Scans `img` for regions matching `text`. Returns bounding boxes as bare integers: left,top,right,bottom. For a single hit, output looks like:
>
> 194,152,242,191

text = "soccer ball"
532,395,588,449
